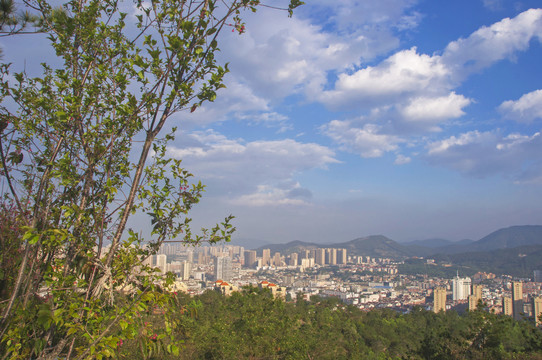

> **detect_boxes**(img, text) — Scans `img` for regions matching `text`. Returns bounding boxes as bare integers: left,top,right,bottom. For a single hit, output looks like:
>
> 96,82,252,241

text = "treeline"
119,287,542,360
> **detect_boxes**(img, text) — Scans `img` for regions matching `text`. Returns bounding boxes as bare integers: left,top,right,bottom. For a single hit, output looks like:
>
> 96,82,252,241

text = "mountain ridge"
252,225,542,261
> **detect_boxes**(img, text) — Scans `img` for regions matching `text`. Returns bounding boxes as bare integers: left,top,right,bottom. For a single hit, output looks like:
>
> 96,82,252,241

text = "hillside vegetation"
119,287,542,360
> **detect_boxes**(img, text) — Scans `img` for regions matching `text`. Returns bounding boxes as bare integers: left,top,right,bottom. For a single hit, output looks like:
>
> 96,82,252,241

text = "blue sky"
171,0,542,247
4,0,542,247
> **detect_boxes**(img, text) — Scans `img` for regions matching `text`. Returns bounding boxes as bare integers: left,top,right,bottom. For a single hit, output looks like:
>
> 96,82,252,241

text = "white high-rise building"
215,256,232,281
180,261,191,281
452,274,472,301
156,254,167,273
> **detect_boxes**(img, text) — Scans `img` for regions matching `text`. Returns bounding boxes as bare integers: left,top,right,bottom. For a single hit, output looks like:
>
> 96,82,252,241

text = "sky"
4,0,542,248
173,0,542,247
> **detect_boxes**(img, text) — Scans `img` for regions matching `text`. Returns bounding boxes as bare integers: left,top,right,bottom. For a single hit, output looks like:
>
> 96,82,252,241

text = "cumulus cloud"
320,48,451,108
426,130,542,181
320,9,542,110
442,8,542,79
180,78,291,131
499,89,542,123
400,92,472,124
319,9,542,159
322,120,403,158
167,130,339,205
211,0,424,104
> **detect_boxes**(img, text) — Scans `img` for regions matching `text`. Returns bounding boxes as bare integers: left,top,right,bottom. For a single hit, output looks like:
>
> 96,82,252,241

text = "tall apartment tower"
337,249,347,265
452,274,472,301
533,296,542,326
273,252,282,267
503,296,513,316
468,284,484,311
512,281,524,321
156,254,167,273
326,248,337,265
180,261,191,281
433,287,447,313
262,249,271,266
288,253,298,266
215,256,232,282
244,250,257,268
315,248,326,266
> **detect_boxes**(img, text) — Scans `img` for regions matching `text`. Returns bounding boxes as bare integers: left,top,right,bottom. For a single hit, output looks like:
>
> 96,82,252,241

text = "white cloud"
321,48,450,108
212,0,423,104
400,92,472,127
308,0,420,32
180,78,290,129
168,130,339,203
237,112,292,133
426,130,542,181
319,9,542,159
482,0,503,12
442,8,542,79
322,121,403,158
499,89,542,123
395,154,412,165
232,184,311,207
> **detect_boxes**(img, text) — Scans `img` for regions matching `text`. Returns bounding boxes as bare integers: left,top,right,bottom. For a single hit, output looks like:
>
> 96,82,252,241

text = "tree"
0,0,302,358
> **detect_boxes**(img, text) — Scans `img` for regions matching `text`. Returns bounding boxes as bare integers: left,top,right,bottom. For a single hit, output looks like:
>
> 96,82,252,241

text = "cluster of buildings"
141,243,542,327
243,247,348,269
433,275,542,326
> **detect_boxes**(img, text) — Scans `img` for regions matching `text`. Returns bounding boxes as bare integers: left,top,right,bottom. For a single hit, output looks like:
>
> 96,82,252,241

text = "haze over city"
5,0,542,246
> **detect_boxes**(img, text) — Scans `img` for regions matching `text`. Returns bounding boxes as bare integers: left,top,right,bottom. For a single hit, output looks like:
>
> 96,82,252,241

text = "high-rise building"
337,249,347,265
512,281,524,321
180,261,191,281
326,248,337,265
156,254,167,273
301,258,314,268
452,275,471,301
273,252,282,267
215,256,232,282
468,284,484,311
315,248,325,266
533,296,542,326
244,250,257,268
433,287,446,313
186,250,194,264
503,296,513,316
534,270,542,283
288,253,298,266
262,249,271,266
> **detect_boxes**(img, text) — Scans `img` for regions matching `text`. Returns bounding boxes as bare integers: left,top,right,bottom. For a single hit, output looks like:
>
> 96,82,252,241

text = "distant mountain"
433,225,542,255
255,240,321,255
253,225,542,264
332,235,414,259
257,235,415,260
402,238,457,248
432,244,542,278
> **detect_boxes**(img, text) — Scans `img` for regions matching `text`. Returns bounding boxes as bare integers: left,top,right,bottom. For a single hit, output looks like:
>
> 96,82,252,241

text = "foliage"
0,0,302,358
170,290,542,360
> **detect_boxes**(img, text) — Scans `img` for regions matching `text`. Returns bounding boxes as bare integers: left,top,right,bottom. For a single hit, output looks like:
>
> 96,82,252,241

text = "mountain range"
254,225,542,276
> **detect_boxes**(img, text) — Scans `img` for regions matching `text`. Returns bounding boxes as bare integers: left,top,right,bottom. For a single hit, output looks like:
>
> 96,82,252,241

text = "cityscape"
144,241,542,327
